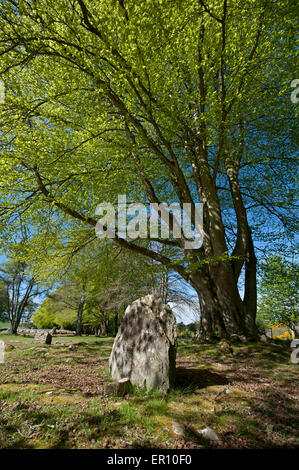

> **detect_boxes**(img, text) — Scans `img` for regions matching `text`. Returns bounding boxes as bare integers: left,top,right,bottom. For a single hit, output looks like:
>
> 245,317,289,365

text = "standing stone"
50,326,57,335
260,334,269,343
109,293,177,393
104,378,133,397
195,427,222,444
34,332,52,345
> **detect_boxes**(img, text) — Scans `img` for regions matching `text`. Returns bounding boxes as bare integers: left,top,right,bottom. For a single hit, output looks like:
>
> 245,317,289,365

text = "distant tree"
0,258,44,334
257,256,299,339
32,241,162,335
88,247,161,336
0,282,8,322
32,291,77,330
31,297,57,329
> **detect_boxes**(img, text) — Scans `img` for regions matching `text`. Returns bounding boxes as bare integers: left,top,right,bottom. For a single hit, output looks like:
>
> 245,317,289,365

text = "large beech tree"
0,1,297,339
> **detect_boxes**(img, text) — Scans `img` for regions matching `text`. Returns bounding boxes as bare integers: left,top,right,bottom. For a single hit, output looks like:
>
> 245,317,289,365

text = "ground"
0,330,298,449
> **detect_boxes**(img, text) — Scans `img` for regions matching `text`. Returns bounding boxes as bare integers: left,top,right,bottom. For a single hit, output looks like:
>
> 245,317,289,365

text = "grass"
0,332,298,449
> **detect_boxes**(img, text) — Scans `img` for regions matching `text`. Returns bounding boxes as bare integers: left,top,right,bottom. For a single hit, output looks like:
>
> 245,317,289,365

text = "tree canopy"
0,0,297,339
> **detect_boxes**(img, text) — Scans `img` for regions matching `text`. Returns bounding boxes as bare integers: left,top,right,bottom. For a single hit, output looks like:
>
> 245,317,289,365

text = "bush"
274,331,291,340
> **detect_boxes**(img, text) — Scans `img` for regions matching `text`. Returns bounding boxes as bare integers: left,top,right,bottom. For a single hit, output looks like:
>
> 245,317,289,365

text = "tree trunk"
97,317,107,336
290,328,296,340
114,310,118,336
190,263,259,341
243,230,259,337
10,319,19,335
76,295,85,336
160,272,168,304
105,316,109,336
9,310,22,334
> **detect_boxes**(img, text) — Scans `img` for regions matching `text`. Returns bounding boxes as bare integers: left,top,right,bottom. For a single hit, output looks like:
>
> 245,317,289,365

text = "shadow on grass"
174,366,228,392
1,340,297,449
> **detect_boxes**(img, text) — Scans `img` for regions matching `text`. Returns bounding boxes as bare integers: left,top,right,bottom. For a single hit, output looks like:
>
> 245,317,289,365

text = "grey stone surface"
171,421,185,437
109,293,177,393
54,329,76,336
17,328,36,337
218,340,233,354
196,426,222,444
260,334,269,343
34,332,52,345
239,335,247,343
104,378,133,396
17,327,75,337
50,326,57,335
